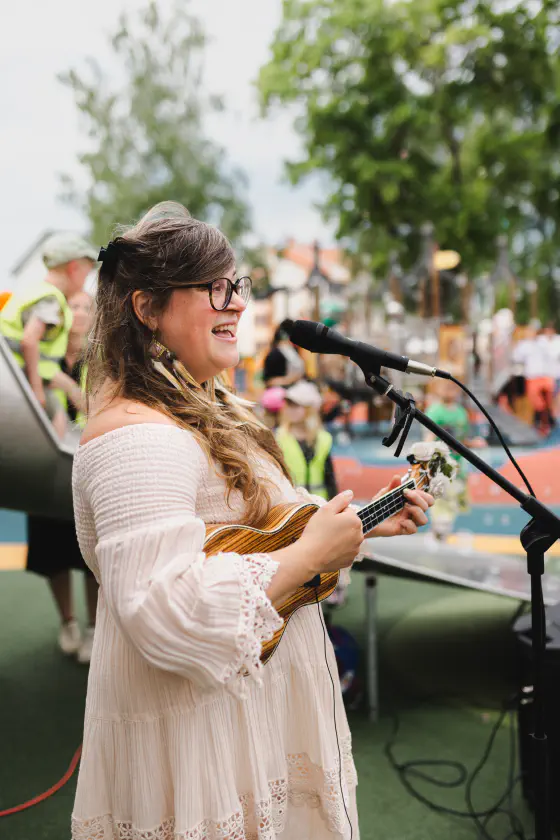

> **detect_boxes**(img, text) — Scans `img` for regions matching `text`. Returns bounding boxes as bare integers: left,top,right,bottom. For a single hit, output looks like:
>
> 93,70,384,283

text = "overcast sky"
0,0,335,279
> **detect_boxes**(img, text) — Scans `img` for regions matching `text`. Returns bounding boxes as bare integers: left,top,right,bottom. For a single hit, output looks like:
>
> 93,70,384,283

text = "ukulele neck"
356,477,417,532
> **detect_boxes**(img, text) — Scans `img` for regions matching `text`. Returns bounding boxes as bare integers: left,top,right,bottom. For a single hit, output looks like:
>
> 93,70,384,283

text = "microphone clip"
363,369,416,457
382,393,416,457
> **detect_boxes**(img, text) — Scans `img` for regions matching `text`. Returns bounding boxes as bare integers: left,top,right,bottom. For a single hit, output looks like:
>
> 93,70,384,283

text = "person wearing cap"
277,380,349,609
0,232,97,438
276,380,337,500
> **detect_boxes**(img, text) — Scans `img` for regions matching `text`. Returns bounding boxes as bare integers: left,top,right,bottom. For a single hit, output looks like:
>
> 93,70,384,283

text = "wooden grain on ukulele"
203,460,435,666
204,502,339,665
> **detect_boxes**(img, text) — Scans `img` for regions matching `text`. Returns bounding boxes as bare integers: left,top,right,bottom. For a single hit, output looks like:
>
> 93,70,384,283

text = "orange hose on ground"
0,745,81,817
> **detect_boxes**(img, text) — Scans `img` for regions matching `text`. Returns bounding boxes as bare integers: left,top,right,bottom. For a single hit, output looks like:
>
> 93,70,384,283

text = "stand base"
515,606,560,839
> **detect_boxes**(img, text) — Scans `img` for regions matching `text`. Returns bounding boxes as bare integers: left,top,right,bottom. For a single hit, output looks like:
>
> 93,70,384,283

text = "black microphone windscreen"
287,320,326,353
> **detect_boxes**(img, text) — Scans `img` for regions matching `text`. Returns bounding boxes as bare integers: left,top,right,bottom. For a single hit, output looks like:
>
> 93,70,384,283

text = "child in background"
425,379,486,541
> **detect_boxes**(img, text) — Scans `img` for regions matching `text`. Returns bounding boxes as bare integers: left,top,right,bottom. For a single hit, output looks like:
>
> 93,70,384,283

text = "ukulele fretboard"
357,477,419,532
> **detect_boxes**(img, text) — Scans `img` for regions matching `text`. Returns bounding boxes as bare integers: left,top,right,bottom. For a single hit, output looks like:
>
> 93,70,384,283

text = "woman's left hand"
365,475,435,538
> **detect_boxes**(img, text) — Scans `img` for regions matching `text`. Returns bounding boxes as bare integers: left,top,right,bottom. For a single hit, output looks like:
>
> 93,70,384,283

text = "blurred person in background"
276,380,350,606
50,290,92,426
262,319,306,387
276,379,338,500
425,379,486,541
259,385,286,430
515,326,555,435
0,233,97,439
499,331,529,414
26,290,98,664
542,324,560,421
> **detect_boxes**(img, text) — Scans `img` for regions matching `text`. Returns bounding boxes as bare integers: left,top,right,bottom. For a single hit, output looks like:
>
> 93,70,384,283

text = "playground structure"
0,333,76,521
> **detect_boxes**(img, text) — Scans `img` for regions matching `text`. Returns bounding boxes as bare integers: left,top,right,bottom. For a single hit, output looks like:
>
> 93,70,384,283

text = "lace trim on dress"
220,554,283,699
71,737,356,840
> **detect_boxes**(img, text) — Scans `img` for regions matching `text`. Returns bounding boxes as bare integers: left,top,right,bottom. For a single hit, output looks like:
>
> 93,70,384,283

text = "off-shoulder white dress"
71,424,359,840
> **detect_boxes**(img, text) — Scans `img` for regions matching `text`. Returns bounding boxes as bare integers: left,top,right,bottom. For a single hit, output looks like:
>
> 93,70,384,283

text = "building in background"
267,239,350,326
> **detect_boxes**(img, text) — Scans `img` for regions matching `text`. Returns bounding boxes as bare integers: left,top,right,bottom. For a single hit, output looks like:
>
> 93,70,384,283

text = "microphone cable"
315,589,354,840
384,692,526,840
448,375,536,498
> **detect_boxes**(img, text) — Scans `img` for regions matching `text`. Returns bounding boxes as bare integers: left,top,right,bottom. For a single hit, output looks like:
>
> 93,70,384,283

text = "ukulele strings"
360,474,428,533
360,481,415,528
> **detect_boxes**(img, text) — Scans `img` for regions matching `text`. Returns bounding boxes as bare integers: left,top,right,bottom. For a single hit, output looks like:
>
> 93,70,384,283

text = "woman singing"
72,202,433,840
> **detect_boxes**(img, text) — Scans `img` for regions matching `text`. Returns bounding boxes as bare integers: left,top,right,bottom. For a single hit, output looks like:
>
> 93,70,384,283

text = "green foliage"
59,1,250,244
258,0,560,318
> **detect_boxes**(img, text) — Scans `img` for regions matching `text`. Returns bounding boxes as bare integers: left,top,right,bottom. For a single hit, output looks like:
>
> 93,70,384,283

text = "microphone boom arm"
361,364,559,840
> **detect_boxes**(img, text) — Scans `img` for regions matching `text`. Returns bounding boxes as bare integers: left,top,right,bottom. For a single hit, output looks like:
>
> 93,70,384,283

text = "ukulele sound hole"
304,574,321,588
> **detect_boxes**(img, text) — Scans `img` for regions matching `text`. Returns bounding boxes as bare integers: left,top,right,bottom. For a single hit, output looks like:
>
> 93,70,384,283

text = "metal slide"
0,334,78,520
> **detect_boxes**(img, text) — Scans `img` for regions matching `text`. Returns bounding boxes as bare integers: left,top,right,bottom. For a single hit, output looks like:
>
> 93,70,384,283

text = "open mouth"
211,324,237,340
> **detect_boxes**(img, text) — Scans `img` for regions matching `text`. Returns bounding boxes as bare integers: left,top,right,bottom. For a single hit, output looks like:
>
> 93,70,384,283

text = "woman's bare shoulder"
79,400,177,446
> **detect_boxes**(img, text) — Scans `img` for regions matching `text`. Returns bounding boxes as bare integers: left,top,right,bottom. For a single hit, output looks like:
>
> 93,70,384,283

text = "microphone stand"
362,367,557,840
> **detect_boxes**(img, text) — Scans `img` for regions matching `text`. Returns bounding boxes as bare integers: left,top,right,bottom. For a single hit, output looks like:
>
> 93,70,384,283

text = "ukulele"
204,442,455,665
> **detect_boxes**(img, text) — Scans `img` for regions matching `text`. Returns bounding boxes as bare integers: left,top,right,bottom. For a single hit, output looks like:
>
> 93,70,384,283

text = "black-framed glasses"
191,276,252,311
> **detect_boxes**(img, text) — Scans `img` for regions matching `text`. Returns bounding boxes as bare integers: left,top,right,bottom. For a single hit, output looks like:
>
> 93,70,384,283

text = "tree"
258,0,560,318
59,1,250,244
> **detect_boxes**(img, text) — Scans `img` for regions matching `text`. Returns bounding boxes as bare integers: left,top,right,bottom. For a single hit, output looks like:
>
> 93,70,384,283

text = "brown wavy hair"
85,201,291,523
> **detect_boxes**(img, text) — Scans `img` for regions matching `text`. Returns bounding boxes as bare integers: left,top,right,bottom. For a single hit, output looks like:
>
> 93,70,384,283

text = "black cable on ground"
384,693,526,840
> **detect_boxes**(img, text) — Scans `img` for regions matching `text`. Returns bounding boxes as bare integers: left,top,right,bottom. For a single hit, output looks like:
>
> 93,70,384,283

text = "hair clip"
98,241,119,272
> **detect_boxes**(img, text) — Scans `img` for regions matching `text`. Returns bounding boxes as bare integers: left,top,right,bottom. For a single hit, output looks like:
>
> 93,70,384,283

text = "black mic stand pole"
362,367,558,840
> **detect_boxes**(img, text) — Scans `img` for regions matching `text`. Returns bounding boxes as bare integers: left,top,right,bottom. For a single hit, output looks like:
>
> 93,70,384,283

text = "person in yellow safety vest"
26,288,98,663
276,379,350,608
276,379,338,500
0,232,97,438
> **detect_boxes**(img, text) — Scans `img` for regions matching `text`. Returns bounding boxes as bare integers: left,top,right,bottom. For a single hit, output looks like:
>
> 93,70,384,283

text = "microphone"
285,320,451,379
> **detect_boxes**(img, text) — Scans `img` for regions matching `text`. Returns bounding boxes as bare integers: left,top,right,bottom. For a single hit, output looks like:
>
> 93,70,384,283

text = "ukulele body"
204,503,339,665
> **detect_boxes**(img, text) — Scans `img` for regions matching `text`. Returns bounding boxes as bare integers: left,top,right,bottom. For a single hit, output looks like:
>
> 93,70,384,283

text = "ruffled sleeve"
73,424,282,696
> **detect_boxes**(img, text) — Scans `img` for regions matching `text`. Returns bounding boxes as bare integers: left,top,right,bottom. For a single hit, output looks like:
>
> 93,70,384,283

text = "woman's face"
156,264,247,384
68,291,93,338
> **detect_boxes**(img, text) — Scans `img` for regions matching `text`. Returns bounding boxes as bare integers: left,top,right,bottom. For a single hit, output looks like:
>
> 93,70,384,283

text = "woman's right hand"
299,490,363,574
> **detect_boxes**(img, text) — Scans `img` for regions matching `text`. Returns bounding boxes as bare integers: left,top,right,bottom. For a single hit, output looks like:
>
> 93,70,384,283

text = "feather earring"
151,359,185,392
171,357,204,391
149,333,216,406
149,334,189,394
148,334,174,364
